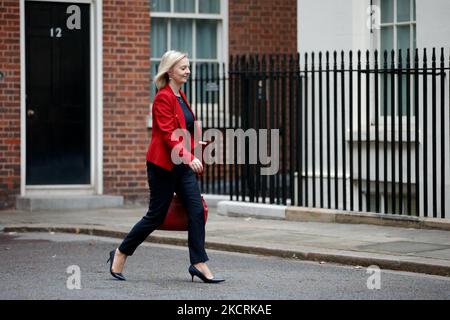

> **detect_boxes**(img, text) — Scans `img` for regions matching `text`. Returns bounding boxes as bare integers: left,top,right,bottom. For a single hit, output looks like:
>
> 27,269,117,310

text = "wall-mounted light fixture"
0,71,4,82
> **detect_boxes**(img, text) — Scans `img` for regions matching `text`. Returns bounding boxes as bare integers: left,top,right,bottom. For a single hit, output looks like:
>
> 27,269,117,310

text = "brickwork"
0,1,20,209
0,0,299,209
103,0,152,203
229,0,297,56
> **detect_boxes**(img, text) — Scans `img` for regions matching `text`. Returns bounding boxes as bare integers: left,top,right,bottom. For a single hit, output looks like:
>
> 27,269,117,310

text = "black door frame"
20,0,103,195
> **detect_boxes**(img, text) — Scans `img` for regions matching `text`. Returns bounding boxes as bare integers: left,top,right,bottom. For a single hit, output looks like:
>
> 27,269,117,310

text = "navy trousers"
119,161,208,264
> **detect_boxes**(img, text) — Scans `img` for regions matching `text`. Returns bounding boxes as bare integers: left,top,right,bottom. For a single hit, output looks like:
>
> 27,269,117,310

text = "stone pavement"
0,205,449,277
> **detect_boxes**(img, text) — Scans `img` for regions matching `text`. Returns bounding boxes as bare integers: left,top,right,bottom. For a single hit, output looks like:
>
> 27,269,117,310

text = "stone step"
16,195,124,211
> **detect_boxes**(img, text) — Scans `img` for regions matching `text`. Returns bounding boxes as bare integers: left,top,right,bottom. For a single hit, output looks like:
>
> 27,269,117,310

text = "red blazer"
146,84,202,171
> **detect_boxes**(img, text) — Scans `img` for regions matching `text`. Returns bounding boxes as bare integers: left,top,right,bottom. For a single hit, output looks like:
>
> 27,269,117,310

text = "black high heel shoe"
188,265,225,283
107,249,126,281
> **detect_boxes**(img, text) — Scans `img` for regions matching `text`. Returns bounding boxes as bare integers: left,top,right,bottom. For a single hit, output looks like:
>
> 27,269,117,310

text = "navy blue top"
176,95,194,133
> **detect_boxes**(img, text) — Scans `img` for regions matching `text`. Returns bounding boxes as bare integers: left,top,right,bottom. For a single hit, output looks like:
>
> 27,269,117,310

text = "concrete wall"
416,0,450,49
298,0,450,53
297,0,371,54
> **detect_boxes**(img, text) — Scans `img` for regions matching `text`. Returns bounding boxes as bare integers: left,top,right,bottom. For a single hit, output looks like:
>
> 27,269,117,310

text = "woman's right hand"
189,157,204,174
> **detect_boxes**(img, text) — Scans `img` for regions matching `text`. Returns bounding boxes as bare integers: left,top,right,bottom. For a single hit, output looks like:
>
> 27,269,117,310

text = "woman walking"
107,50,224,284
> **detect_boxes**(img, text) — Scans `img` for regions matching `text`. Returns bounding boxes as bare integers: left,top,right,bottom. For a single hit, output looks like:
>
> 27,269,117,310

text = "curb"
4,225,450,277
217,201,286,220
202,194,230,209
214,199,450,231
286,207,450,231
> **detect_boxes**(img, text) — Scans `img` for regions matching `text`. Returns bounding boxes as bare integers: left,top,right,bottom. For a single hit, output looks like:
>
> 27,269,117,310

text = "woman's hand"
189,157,204,174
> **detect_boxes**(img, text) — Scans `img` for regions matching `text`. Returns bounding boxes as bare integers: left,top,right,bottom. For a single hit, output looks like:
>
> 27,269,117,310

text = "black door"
26,1,90,185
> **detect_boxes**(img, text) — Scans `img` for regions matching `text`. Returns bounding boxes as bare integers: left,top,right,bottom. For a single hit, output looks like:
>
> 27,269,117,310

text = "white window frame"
148,0,228,128
377,0,416,53
375,0,417,122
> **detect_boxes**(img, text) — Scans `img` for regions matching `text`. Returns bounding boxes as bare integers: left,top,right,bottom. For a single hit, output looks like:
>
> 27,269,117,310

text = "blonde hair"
154,50,188,89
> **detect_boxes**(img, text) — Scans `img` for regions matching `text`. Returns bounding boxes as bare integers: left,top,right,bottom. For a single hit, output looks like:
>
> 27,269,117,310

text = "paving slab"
1,205,449,276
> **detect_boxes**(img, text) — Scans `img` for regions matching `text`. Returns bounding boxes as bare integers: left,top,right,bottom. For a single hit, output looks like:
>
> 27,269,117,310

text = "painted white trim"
221,0,229,67
193,20,197,61
95,0,103,195
351,0,371,53
151,12,222,20
167,16,171,53
26,185,96,196
21,0,103,196
217,0,229,128
151,0,222,20
90,1,95,191
297,0,300,53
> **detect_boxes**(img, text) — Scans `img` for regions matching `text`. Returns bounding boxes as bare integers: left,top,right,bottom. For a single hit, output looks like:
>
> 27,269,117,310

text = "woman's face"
169,57,190,86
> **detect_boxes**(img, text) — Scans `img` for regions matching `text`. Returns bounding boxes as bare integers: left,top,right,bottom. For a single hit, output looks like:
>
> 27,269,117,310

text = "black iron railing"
174,48,450,219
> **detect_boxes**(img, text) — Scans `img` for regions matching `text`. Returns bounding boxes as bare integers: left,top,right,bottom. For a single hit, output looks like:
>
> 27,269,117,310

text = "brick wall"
0,1,20,209
229,0,297,56
103,0,151,203
0,0,298,209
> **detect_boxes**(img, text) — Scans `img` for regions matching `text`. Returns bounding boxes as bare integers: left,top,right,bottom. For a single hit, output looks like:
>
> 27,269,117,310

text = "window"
379,0,416,116
380,0,416,53
150,0,224,103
